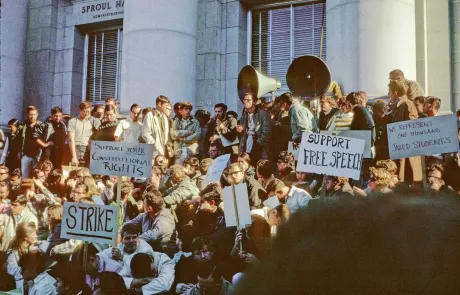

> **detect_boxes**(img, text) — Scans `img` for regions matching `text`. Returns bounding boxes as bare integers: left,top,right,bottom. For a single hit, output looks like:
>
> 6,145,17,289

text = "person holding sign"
227,162,265,210
388,80,423,183
266,179,311,214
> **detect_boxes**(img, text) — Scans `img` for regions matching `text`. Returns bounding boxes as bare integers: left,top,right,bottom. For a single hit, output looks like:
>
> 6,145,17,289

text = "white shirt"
286,185,312,214
114,117,143,143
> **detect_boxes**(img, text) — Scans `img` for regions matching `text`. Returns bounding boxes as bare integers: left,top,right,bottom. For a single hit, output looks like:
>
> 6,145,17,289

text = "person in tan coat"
388,80,423,183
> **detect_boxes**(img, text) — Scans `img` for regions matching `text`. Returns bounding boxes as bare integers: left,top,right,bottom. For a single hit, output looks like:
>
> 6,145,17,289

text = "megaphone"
237,65,281,102
286,55,331,100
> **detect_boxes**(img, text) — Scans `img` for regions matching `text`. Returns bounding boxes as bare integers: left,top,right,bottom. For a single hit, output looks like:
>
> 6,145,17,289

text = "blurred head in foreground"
236,194,460,294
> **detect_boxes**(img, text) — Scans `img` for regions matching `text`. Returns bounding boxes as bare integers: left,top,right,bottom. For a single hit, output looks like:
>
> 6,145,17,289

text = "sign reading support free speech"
61,202,118,245
90,141,154,178
296,133,365,180
387,115,459,160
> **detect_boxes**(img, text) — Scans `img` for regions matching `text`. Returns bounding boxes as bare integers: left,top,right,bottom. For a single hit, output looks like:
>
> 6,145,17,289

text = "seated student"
266,179,312,215
112,181,139,224
6,221,38,289
426,164,456,195
230,215,272,284
174,237,218,294
238,153,256,179
0,194,38,252
355,167,392,198
93,271,132,295
226,162,266,209
130,252,175,294
267,204,291,236
183,157,201,187
375,159,399,189
185,263,234,295
319,176,354,199
125,191,178,255
196,158,212,190
163,165,200,223
71,243,122,291
256,160,276,190
24,251,57,295
49,260,92,295
276,151,296,185
293,171,321,197
100,223,155,289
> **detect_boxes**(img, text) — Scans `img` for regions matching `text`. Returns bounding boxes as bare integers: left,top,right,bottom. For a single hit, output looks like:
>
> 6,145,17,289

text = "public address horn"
286,55,331,100
237,65,281,102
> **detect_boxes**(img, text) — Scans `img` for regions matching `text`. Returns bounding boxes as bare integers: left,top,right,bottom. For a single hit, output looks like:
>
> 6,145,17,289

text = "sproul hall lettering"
81,0,124,14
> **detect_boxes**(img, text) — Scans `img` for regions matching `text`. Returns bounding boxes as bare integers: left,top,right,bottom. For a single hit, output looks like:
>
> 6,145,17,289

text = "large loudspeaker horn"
286,55,331,100
237,65,281,102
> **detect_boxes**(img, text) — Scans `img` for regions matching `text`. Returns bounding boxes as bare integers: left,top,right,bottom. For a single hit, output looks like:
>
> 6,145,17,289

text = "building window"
85,28,123,103
250,1,326,95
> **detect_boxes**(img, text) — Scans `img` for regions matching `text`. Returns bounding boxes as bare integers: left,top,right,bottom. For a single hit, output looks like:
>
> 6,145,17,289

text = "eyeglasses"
230,170,242,176
428,176,442,183
0,172,8,175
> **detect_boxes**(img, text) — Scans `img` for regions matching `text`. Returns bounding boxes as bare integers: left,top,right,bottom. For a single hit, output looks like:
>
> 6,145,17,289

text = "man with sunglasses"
114,103,143,143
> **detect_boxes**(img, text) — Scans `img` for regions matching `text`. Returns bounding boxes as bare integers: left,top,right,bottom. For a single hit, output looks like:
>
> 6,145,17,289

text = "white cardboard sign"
263,196,281,209
223,184,252,228
296,132,365,180
89,141,154,178
203,154,231,186
61,202,118,245
321,130,372,158
387,114,459,160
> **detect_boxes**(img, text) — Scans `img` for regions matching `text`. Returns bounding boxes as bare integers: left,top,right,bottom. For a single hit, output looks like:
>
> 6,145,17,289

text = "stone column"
120,0,198,112
326,0,416,97
0,0,29,125
451,0,460,112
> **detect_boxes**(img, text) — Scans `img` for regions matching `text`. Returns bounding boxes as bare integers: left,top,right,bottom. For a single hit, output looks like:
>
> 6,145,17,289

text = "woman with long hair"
238,152,255,179
7,222,38,289
38,160,54,180
46,204,67,254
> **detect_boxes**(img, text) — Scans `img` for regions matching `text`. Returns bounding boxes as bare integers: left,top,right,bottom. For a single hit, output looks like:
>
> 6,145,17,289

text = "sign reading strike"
387,115,459,160
90,141,154,178
61,202,118,244
297,133,365,180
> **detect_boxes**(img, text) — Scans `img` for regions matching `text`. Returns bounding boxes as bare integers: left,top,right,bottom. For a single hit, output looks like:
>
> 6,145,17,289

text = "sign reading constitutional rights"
296,133,365,180
387,114,459,160
61,202,118,244
90,141,154,178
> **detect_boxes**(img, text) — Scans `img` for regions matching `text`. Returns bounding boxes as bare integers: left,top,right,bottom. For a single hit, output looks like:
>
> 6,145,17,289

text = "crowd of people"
0,69,459,294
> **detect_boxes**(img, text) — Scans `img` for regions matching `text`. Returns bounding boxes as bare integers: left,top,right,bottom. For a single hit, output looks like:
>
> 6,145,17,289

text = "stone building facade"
0,0,459,125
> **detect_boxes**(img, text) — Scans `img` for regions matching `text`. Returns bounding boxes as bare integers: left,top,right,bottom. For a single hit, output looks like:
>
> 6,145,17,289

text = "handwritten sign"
90,141,154,178
223,184,252,228
296,133,365,180
61,202,118,244
203,154,231,186
387,115,459,160
321,130,372,158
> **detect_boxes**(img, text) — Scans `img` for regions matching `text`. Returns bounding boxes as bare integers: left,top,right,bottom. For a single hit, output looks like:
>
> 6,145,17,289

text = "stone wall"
196,0,247,114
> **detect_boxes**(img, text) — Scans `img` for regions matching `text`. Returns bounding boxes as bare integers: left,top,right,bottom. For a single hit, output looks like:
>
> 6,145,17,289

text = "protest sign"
387,115,459,160
89,141,154,178
223,183,252,228
321,130,372,158
203,154,231,186
61,202,118,245
219,133,239,147
288,141,300,160
296,132,365,180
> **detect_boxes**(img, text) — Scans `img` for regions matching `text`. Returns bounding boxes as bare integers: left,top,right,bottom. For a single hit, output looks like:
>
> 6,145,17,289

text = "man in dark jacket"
227,162,266,209
237,92,272,164
18,106,43,178
347,91,375,132
35,106,67,169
